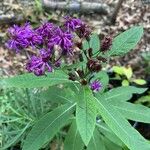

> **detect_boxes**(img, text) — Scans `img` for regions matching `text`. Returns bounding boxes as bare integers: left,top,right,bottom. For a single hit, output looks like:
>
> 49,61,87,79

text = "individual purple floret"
49,27,73,54
36,22,54,40
6,23,42,52
64,16,82,31
90,80,102,92
26,49,52,76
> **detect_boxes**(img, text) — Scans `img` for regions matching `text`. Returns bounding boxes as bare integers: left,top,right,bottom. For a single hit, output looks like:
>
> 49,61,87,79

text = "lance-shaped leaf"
112,102,150,123
23,103,76,150
76,87,97,146
64,121,84,150
0,70,72,88
97,86,147,102
87,128,106,150
94,97,150,150
107,26,143,56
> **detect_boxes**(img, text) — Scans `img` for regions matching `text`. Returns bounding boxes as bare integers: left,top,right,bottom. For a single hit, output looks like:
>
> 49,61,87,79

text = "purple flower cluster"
6,16,91,76
90,80,102,92
6,23,42,52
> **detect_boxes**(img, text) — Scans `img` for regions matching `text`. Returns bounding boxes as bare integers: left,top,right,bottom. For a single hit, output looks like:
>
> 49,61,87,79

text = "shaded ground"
0,0,150,77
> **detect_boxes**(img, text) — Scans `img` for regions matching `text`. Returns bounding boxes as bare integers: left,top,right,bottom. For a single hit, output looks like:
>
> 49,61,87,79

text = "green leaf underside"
98,86,147,102
107,26,143,56
64,121,84,150
87,129,106,150
76,87,97,146
112,102,150,123
95,97,150,150
23,103,76,150
0,70,72,88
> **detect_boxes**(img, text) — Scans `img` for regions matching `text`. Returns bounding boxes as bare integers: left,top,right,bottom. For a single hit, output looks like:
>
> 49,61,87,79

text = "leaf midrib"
95,97,134,148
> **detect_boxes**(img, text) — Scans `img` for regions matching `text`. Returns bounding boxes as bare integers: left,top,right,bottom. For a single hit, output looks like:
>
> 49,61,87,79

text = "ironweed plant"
1,16,150,150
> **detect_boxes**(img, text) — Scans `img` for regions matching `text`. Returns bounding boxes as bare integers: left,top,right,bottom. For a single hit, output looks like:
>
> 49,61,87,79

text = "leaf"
112,102,150,123
87,128,106,150
0,70,72,88
94,97,150,150
133,79,146,85
112,66,124,75
38,85,76,104
96,122,123,147
64,121,84,150
23,103,76,150
122,79,129,86
76,87,97,146
82,39,89,50
123,67,133,79
98,86,147,102
92,71,109,93
135,95,150,107
89,34,100,54
102,137,123,150
107,26,143,56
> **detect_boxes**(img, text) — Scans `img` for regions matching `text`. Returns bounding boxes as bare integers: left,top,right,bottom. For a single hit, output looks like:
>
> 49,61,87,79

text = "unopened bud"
101,36,112,52
87,59,101,72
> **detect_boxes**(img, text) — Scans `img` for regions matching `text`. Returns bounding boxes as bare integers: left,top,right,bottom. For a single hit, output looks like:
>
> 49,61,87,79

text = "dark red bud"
76,42,82,49
101,36,112,52
87,59,102,72
77,69,84,78
68,73,76,81
97,56,107,62
80,79,88,85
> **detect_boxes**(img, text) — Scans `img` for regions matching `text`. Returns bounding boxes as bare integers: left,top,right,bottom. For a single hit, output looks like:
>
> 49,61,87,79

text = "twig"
42,0,109,15
110,0,124,24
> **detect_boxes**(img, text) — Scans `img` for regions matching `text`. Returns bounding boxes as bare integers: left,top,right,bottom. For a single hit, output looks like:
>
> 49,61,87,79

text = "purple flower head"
26,48,52,76
36,22,54,39
6,23,42,52
64,16,82,31
90,80,102,92
6,23,31,52
49,27,73,54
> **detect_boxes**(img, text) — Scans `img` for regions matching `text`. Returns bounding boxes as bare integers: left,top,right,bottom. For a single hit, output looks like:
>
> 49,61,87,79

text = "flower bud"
68,73,76,81
101,36,112,52
81,79,88,85
87,59,101,72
